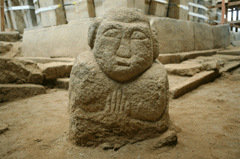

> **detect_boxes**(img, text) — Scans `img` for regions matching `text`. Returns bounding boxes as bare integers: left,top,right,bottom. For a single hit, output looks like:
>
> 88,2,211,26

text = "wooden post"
221,0,225,24
0,0,5,31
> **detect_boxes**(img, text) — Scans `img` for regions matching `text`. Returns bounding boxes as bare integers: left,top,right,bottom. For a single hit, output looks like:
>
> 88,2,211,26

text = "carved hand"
105,88,130,115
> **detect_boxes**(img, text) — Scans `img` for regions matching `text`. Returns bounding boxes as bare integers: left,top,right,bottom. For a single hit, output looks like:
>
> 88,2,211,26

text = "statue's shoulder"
140,59,168,82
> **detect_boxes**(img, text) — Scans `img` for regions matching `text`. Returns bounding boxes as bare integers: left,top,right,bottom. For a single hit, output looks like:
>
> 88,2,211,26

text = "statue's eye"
131,31,147,40
103,29,120,37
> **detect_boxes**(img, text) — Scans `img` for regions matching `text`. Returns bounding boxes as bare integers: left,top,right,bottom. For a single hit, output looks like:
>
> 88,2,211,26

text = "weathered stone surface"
57,78,69,90
69,8,174,147
152,130,178,149
158,54,181,64
15,57,75,64
212,24,232,49
22,20,92,58
0,58,43,84
180,50,217,61
0,32,21,42
220,62,240,73
202,61,220,71
150,17,194,53
217,50,240,56
0,84,46,103
170,70,219,99
194,23,213,50
0,123,8,134
38,62,73,80
165,63,203,76
0,43,13,54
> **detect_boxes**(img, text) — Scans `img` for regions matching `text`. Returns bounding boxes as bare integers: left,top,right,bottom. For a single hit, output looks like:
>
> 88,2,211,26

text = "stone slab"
170,70,219,99
15,57,75,64
165,63,203,76
0,84,46,102
194,23,213,51
56,78,69,90
0,32,21,42
158,54,181,64
158,50,218,64
212,24,232,49
219,62,240,73
0,57,43,84
150,17,194,54
180,50,217,61
0,123,8,134
22,20,92,58
217,50,240,56
38,62,73,80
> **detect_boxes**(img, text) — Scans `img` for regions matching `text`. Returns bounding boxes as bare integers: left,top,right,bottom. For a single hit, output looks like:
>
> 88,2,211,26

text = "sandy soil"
0,71,240,159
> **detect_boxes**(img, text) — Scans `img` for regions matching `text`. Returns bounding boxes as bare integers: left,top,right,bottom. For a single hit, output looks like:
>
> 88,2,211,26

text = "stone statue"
69,7,177,149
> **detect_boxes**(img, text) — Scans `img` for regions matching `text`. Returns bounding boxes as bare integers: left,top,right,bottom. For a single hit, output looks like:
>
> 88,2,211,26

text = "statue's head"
88,8,160,82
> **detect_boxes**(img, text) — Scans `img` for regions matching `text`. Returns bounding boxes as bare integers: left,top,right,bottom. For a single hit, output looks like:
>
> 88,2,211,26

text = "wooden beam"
208,1,240,9
221,0,225,24
0,0,5,31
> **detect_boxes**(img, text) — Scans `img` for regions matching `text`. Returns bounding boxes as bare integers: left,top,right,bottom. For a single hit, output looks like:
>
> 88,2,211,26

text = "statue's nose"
116,39,131,58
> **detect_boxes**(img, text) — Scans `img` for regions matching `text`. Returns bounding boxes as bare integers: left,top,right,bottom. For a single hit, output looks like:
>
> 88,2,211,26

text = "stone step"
15,57,75,64
164,63,203,76
170,70,219,99
38,62,73,81
0,32,22,42
158,50,218,64
217,50,240,56
220,62,240,73
0,84,46,103
231,41,240,46
56,78,69,90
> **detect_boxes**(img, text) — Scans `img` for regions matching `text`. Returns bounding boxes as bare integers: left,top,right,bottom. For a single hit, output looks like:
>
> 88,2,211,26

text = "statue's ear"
151,26,160,61
88,18,102,49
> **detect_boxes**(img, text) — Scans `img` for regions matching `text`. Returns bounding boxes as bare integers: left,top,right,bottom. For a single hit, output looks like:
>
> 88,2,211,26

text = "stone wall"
22,17,232,58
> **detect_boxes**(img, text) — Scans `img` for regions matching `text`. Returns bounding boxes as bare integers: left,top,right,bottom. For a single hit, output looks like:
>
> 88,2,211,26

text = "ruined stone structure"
68,8,177,149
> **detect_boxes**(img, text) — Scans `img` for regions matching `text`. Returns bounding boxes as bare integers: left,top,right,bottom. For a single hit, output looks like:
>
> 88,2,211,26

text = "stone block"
22,19,92,58
22,27,53,57
39,0,66,27
158,54,181,64
178,0,190,20
57,78,69,89
0,31,21,42
50,20,92,58
164,63,203,76
219,62,240,73
180,50,217,61
75,0,95,19
170,70,219,99
149,1,167,17
38,62,73,80
0,58,43,84
0,84,46,103
194,23,213,50
212,24,232,48
150,17,194,53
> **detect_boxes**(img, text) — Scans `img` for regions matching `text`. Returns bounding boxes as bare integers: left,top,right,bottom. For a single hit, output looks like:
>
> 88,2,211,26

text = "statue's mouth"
116,59,131,67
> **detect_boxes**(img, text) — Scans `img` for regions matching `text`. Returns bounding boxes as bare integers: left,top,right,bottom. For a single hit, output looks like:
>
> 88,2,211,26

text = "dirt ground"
0,69,240,159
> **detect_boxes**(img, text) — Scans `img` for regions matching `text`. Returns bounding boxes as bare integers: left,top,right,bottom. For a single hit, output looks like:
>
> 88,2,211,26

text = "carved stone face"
93,8,154,82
